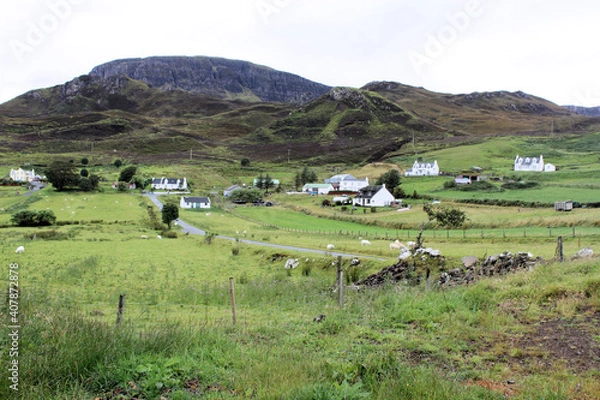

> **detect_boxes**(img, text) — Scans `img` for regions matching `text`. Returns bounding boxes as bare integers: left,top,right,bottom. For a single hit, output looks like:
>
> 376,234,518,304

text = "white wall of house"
180,197,210,209
10,168,35,182
302,184,333,194
514,155,544,172
152,177,187,190
404,160,439,176
339,177,369,192
353,185,395,207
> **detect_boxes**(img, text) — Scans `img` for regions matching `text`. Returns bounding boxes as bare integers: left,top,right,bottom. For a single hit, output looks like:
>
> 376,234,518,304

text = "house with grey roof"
151,177,187,190
180,196,210,209
514,155,555,172
353,184,395,207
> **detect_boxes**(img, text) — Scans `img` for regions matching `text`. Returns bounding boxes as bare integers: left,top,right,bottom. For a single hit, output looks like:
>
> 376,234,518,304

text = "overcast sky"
1,0,599,106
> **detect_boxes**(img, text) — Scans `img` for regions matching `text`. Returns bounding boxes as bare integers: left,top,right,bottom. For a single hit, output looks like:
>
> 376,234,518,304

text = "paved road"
144,193,383,259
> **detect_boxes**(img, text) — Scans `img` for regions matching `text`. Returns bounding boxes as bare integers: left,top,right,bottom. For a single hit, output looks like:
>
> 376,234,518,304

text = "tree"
161,203,179,229
229,188,263,203
376,169,402,193
300,167,317,184
255,173,265,190
81,157,89,165
78,177,94,192
119,166,137,183
80,168,89,177
45,161,80,191
89,174,101,189
240,158,250,168
263,173,274,193
113,159,123,168
423,203,467,229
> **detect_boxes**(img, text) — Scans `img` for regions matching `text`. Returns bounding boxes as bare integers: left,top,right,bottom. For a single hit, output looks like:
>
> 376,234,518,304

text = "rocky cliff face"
89,56,331,103
563,105,600,117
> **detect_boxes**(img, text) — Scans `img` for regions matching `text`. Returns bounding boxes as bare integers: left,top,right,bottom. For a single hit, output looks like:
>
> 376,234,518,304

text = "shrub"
11,210,56,227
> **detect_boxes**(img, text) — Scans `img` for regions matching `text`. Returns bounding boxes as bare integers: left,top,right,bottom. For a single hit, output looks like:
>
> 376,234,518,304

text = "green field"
1,134,600,399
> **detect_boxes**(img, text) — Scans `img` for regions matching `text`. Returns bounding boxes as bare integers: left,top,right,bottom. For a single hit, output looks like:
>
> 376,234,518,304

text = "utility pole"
190,149,193,161
287,148,290,163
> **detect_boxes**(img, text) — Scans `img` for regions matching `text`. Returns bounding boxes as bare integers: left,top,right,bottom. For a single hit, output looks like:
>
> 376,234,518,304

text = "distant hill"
361,81,585,135
1,57,599,164
90,56,331,104
563,105,600,117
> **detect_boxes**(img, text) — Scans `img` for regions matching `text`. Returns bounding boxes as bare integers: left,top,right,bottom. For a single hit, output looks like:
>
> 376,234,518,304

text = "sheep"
157,235,162,240
140,235,148,239
360,239,371,246
15,246,24,253
326,244,335,250
406,241,417,249
284,258,299,269
389,239,407,251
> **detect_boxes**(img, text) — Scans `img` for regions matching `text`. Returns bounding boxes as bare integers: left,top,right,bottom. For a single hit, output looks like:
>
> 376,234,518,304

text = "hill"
1,56,599,164
564,105,600,117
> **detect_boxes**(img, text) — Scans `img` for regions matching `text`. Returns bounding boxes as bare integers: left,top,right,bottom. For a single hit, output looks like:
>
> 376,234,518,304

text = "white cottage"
180,196,210,209
404,160,439,176
151,177,187,190
10,168,36,182
353,184,395,207
514,155,555,172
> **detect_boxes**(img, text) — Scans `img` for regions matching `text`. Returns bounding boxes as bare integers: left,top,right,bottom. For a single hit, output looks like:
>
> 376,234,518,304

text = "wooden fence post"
557,236,564,262
336,256,343,308
116,294,125,325
229,277,236,325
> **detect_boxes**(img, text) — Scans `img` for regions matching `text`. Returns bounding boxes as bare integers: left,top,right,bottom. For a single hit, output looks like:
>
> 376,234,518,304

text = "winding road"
144,193,384,259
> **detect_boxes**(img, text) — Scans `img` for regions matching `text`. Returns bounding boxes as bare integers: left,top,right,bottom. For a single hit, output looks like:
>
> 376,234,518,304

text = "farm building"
554,200,573,212
302,183,334,195
404,160,439,176
353,184,395,207
180,196,211,209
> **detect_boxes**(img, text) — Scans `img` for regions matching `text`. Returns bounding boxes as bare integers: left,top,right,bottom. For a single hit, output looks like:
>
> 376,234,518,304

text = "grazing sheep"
15,246,24,253
157,235,162,240
284,258,299,269
360,239,371,246
389,239,407,250
406,241,417,249
326,244,335,250
140,235,148,239
313,314,326,322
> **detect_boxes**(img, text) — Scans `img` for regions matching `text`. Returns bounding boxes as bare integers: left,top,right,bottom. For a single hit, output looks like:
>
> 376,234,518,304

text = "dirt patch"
513,312,600,372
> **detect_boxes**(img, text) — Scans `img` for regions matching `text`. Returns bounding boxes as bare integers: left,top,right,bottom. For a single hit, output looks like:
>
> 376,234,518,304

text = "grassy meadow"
1,133,600,399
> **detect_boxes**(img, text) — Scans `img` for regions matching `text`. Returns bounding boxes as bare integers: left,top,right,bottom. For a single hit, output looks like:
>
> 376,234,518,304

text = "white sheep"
326,244,335,250
284,258,299,269
140,235,148,239
157,235,162,240
406,241,417,249
389,239,406,250
15,246,24,253
360,239,371,246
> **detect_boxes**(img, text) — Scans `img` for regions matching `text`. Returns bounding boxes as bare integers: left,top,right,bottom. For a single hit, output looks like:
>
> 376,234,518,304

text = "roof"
355,185,384,199
325,174,355,183
182,196,210,203
303,183,332,188
225,185,242,191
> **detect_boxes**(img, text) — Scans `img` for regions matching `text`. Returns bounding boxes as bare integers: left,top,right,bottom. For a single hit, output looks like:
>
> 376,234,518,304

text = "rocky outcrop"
89,56,331,104
563,105,600,117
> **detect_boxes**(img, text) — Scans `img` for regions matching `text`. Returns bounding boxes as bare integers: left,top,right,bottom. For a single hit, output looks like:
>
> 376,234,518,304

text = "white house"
404,160,439,176
325,174,369,192
10,168,36,182
514,155,555,172
151,177,187,190
180,196,210,209
302,183,333,195
353,184,395,207
224,185,242,197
